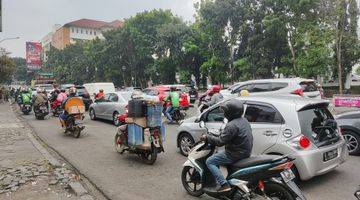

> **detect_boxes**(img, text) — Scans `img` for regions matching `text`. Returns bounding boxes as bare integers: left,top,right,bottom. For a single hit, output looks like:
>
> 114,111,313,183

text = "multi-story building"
48,18,123,50
41,24,61,62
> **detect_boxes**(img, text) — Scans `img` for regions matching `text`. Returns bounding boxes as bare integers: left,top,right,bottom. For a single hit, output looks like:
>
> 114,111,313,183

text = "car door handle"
263,130,277,136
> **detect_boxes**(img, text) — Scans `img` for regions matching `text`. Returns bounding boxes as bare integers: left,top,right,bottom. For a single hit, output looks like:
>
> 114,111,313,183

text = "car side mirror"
223,118,228,124
199,121,205,128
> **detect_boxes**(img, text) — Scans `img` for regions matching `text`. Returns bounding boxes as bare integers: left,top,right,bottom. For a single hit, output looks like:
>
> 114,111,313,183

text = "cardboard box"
125,117,147,128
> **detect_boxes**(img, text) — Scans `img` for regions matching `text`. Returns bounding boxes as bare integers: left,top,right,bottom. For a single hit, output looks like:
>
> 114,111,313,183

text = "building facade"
50,19,123,50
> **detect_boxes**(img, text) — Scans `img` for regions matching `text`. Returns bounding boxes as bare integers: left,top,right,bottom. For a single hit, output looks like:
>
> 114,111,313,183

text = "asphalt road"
21,107,360,200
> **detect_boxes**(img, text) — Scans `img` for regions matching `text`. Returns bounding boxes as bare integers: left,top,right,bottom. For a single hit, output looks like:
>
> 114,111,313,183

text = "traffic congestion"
1,78,359,200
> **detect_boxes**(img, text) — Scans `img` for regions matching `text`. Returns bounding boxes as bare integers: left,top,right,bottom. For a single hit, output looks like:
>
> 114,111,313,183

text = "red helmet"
212,85,221,93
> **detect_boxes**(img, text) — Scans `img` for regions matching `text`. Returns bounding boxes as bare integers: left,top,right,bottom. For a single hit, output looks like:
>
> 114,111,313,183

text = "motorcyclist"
59,87,78,130
95,89,105,101
201,99,253,192
33,88,48,108
205,85,223,107
18,87,32,106
164,86,180,124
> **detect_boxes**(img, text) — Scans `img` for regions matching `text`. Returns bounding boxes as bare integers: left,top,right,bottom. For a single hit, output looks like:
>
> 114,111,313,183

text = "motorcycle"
355,186,360,200
171,107,187,124
115,126,164,165
64,113,84,138
51,100,63,116
181,121,306,200
34,102,49,120
21,103,32,115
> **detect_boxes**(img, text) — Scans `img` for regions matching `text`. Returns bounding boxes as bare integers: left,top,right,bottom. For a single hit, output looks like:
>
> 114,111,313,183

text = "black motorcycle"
21,103,32,115
34,102,49,120
171,108,186,124
181,121,306,200
355,185,360,200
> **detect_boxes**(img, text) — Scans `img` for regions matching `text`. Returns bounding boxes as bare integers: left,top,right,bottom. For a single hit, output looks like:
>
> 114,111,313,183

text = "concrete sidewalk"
0,102,81,199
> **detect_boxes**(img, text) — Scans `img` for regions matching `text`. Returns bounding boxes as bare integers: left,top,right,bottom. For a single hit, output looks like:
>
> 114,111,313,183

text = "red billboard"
26,42,42,70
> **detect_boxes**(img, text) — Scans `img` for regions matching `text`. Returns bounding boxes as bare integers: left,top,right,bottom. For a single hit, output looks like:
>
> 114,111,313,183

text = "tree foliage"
0,55,16,83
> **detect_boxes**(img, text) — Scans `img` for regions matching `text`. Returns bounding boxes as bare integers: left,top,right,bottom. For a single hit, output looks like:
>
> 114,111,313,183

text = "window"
90,30,92,35
80,29,83,34
94,31,97,35
249,83,271,93
206,107,225,122
71,28,74,33
109,94,119,102
233,84,252,93
76,28,78,33
270,82,288,91
86,30,88,34
245,104,283,123
300,81,318,92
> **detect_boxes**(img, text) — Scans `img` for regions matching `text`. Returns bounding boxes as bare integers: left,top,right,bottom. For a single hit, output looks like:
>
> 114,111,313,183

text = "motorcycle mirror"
223,118,228,124
199,121,205,128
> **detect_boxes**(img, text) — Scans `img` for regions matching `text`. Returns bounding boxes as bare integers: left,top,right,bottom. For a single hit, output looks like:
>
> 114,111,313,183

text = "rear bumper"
293,140,348,180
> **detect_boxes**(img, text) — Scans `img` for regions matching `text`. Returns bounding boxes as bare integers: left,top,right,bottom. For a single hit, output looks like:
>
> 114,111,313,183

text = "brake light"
292,89,304,96
299,135,311,149
258,180,265,191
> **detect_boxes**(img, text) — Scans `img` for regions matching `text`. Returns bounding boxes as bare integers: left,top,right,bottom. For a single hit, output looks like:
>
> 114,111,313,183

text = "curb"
11,104,94,200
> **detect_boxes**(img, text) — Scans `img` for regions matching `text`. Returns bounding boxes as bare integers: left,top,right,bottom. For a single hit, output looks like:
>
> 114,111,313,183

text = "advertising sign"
333,95,360,107
26,42,42,70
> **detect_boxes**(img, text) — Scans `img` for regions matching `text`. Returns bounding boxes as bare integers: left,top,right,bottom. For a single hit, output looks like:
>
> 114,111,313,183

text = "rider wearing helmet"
201,85,223,112
18,86,32,106
33,88,48,108
201,99,253,192
95,89,105,101
164,86,180,123
59,87,78,129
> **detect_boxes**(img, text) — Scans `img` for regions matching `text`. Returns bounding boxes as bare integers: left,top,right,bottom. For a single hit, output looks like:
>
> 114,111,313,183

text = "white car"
176,95,348,180
221,78,322,99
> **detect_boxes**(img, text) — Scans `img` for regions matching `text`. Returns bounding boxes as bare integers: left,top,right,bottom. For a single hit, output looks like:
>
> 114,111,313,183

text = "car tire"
343,130,360,155
178,133,195,156
89,108,97,120
113,112,121,126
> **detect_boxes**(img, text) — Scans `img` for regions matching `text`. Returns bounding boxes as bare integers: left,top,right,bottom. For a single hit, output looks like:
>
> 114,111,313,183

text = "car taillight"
292,89,304,96
299,135,311,149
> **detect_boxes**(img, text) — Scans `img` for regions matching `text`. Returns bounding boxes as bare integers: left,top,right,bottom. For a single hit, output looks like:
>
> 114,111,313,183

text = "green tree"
0,55,16,83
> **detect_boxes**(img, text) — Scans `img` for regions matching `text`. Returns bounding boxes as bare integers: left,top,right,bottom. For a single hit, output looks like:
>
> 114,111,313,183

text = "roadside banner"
26,42,42,70
333,95,360,107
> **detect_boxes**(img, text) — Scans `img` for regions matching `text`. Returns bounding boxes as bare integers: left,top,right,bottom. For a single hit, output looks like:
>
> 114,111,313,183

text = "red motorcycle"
51,100,63,116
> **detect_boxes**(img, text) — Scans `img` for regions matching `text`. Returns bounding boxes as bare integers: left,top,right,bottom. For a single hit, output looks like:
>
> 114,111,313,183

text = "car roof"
237,78,316,85
336,111,360,118
233,95,328,111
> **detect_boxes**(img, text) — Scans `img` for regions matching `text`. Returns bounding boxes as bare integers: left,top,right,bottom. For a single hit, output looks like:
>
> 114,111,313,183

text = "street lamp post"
122,66,126,87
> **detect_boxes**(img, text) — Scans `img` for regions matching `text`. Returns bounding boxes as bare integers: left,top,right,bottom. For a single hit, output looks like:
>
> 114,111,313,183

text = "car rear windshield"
298,106,340,147
300,81,318,92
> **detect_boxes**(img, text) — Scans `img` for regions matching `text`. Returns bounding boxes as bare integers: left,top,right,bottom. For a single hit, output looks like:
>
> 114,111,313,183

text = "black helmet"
220,99,244,121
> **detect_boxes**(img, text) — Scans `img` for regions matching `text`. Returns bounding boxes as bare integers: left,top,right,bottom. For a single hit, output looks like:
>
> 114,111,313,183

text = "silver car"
176,95,348,180
221,78,322,99
335,111,360,155
89,91,132,126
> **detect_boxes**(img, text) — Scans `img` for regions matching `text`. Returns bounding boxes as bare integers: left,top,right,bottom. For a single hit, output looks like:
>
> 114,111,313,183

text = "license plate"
190,95,195,98
281,169,295,183
323,149,338,162
40,106,47,110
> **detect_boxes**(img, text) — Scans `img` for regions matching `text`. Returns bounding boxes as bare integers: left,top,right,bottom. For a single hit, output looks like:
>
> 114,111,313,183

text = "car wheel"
343,130,360,155
113,112,120,126
89,108,97,120
179,133,195,156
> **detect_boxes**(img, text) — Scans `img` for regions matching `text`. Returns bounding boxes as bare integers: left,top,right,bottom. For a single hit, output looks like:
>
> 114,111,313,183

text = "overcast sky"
0,0,198,58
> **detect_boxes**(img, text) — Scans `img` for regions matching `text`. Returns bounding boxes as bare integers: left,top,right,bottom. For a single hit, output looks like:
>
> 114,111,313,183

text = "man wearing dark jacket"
201,99,253,192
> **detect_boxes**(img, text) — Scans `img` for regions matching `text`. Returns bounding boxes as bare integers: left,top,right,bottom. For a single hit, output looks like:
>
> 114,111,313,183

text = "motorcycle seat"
231,155,280,168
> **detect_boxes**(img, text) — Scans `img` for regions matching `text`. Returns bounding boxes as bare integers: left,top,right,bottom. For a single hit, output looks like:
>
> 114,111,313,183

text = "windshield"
120,93,132,101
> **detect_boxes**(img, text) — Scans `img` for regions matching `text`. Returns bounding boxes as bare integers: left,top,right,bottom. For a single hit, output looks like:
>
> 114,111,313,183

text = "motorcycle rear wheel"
73,127,81,138
140,147,157,165
181,166,204,197
252,182,295,200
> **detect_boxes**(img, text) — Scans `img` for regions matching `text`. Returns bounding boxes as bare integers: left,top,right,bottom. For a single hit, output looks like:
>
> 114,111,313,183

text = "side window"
104,93,111,102
249,83,271,93
270,82,288,91
233,84,252,93
206,107,225,122
244,104,283,123
109,94,119,102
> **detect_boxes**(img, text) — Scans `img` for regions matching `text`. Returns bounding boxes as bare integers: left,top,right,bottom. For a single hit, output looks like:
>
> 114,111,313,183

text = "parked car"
62,85,92,110
143,85,190,109
336,111,360,155
176,95,348,180
221,78,322,99
89,91,132,126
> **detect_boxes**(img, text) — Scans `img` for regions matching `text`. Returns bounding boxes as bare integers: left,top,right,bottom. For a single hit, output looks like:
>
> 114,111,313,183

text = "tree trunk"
337,31,343,95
